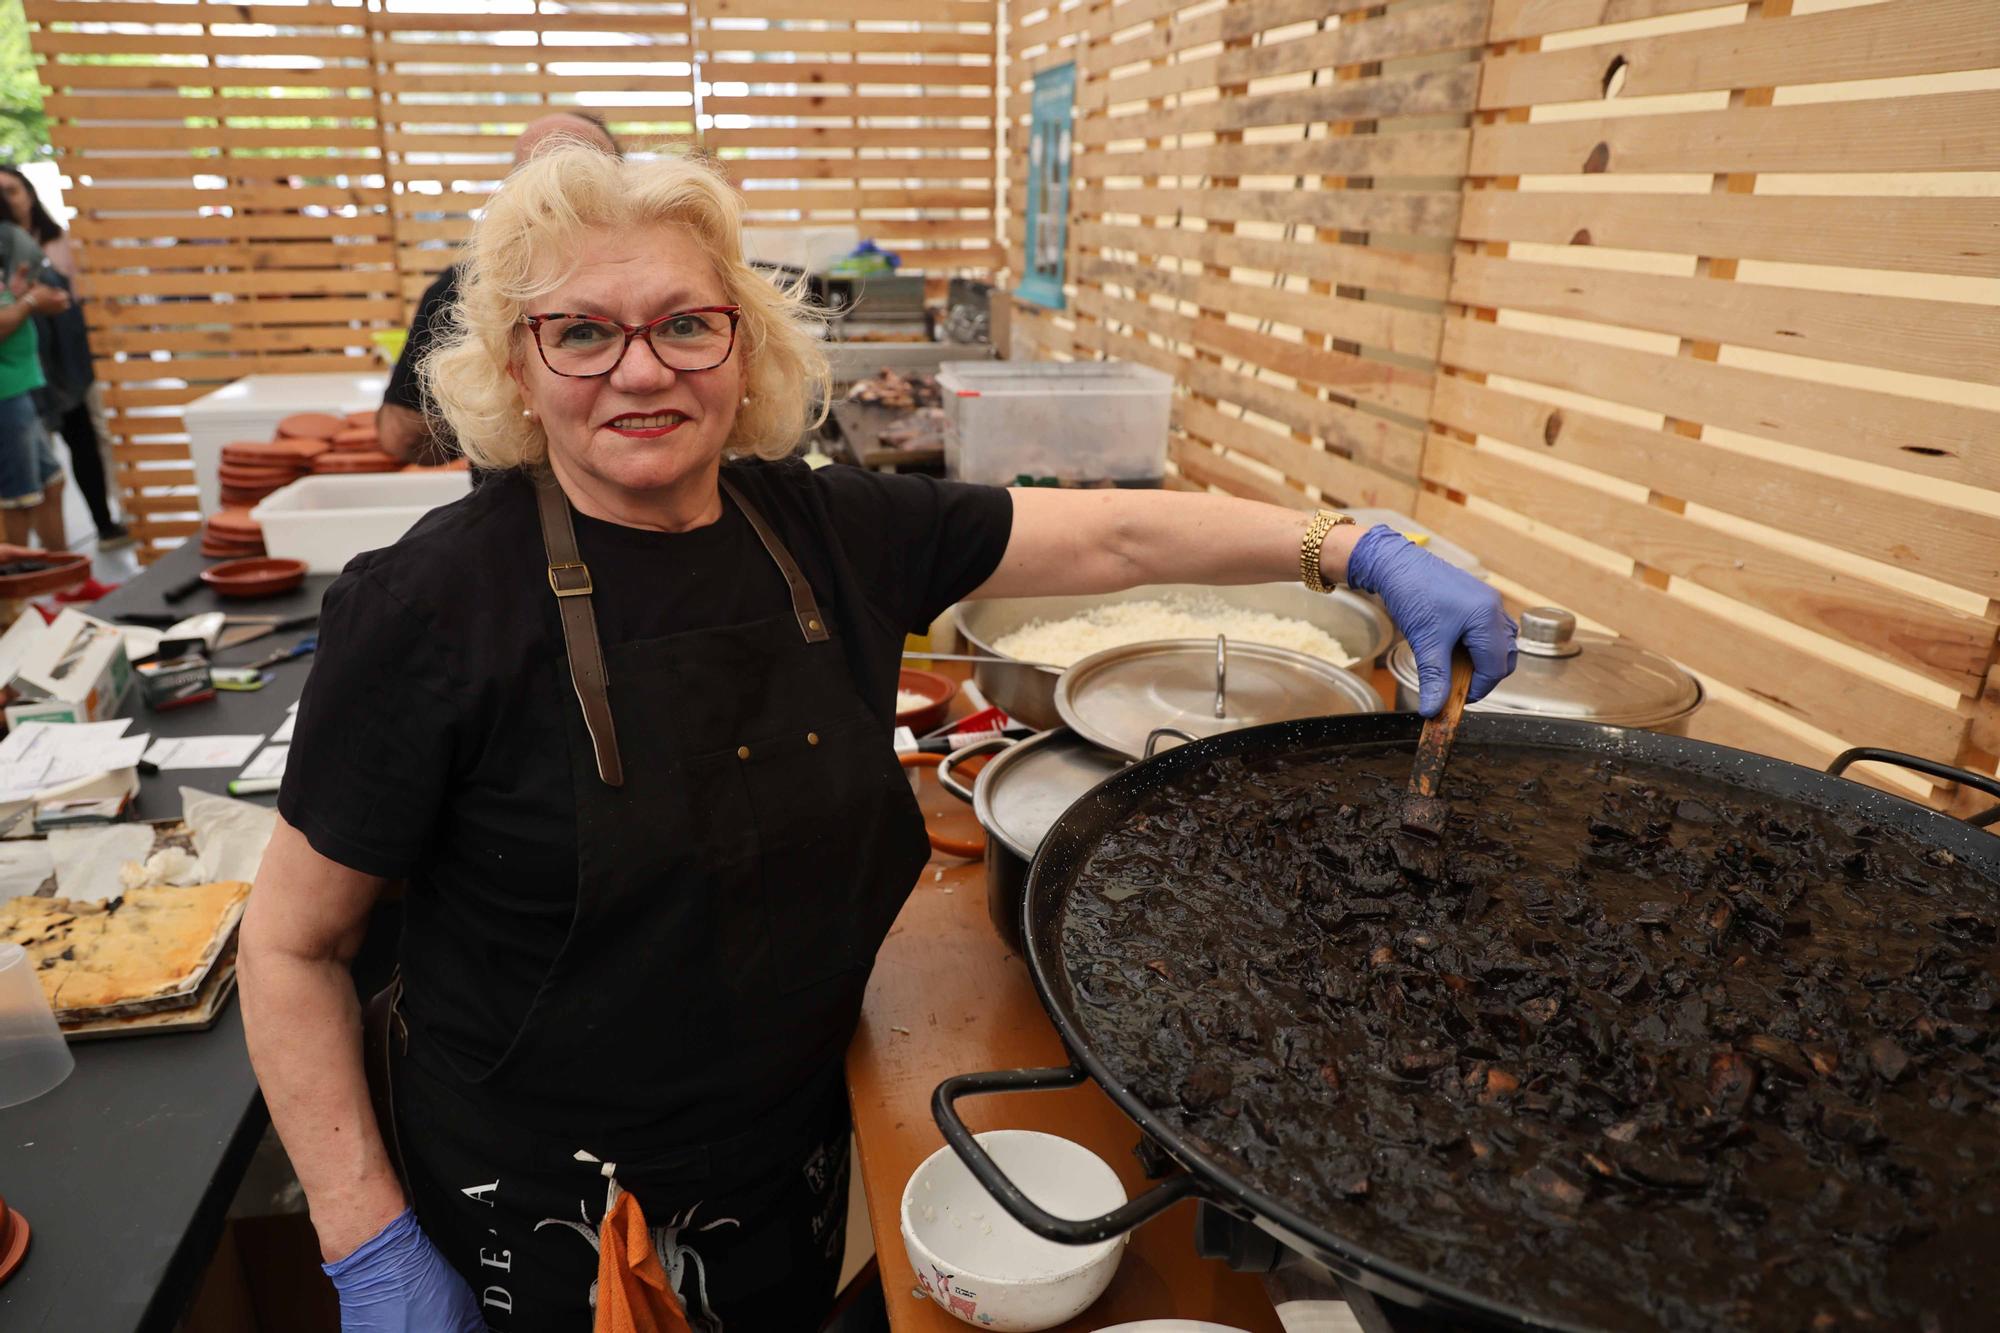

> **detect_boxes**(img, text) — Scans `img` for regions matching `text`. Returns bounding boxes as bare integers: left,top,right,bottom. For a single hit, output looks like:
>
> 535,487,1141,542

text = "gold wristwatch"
1299,509,1355,594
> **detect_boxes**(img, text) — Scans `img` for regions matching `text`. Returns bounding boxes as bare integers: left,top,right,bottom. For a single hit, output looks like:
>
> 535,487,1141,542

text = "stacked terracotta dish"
201,507,266,559
207,409,410,552
218,438,327,509
309,409,403,477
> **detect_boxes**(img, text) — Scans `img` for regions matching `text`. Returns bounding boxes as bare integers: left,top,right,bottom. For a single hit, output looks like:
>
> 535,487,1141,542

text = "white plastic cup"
0,941,73,1108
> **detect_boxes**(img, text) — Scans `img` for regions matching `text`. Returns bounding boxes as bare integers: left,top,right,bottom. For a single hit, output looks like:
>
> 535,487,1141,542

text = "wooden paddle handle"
1408,647,1475,798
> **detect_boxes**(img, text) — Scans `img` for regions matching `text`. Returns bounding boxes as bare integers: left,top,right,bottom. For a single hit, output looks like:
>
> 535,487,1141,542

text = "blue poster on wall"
1018,61,1075,311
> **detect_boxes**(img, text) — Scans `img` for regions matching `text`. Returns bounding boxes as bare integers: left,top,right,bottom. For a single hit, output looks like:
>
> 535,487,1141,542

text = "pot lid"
1387,607,1701,727
1055,636,1381,760
976,729,1126,860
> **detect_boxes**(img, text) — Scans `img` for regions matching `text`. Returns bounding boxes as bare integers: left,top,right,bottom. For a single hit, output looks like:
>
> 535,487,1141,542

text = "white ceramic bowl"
901,1130,1128,1331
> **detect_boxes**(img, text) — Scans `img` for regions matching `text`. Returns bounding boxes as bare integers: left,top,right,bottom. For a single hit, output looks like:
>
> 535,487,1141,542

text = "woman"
240,147,1514,1333
0,165,126,550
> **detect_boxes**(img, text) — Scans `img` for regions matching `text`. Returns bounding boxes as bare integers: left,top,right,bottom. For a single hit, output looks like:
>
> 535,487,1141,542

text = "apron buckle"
548,561,594,597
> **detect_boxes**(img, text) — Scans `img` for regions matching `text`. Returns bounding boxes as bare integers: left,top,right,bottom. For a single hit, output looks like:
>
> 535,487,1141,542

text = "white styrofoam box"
1343,507,1488,580
251,472,472,574
742,224,860,276
937,360,1171,487
184,372,388,516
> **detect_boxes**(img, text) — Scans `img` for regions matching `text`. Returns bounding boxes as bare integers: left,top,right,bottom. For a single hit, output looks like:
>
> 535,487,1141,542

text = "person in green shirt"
0,219,71,549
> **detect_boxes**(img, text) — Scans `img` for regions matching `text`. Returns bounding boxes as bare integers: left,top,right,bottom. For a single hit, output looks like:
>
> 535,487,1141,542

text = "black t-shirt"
381,264,457,415
279,460,1013,1072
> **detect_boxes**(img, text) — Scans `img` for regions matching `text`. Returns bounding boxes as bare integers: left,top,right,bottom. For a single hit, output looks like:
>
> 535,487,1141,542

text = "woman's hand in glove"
1344,525,1517,716
322,1208,486,1333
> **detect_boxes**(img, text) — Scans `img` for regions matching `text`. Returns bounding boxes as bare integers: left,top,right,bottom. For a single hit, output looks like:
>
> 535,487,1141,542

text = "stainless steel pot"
953,583,1394,731
936,730,1124,952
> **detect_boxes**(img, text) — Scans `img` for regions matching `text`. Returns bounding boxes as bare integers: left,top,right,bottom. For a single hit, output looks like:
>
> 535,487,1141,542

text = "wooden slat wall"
697,0,1000,273
373,2,697,307
33,0,390,553
1003,0,1490,513
31,0,998,561
1428,0,2000,804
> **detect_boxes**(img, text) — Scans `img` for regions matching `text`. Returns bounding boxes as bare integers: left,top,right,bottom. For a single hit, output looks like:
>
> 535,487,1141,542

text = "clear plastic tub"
252,472,473,574
0,941,72,1109
938,360,1171,487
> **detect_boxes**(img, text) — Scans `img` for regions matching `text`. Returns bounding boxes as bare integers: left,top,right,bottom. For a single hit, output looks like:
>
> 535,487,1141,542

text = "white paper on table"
182,786,278,885
143,735,266,770
239,745,289,782
0,719,133,764
0,757,53,802
0,839,54,897
40,735,150,787
47,823,156,904
269,712,297,744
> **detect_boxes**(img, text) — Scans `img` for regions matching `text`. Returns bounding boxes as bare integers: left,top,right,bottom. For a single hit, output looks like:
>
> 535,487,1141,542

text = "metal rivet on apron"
807,732,819,746
808,618,821,632
737,745,751,760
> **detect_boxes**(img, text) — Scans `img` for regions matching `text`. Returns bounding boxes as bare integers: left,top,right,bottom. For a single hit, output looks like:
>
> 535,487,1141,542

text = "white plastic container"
184,372,388,516
251,472,472,573
0,941,73,1109
938,360,1171,487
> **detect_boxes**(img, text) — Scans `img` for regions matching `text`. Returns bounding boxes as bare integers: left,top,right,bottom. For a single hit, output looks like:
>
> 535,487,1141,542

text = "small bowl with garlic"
900,1130,1127,1331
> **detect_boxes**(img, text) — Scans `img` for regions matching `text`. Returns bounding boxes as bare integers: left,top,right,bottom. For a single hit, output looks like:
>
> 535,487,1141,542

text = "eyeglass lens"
535,311,733,374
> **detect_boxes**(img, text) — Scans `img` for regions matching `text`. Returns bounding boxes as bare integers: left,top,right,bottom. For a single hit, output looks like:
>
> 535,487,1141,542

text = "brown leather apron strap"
720,474,830,644
533,470,624,787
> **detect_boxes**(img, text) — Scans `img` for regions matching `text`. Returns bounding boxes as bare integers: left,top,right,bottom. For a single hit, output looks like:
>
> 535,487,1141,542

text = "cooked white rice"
992,594,1359,669
895,689,934,713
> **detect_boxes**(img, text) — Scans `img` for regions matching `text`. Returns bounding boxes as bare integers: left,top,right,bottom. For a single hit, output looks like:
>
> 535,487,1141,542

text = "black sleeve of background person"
381,265,460,413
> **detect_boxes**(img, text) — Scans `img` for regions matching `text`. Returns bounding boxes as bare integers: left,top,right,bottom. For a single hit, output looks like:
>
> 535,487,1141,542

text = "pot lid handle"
1519,607,1582,658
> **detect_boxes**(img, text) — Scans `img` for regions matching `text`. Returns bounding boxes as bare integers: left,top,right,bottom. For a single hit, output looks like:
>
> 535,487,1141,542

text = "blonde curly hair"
422,147,830,471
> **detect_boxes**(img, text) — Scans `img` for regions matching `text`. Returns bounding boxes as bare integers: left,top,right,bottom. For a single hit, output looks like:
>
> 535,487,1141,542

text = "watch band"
1300,509,1355,594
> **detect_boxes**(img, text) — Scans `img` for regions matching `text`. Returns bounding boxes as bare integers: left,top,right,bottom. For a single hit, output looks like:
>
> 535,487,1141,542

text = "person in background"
0,165,127,550
0,216,72,551
376,111,623,466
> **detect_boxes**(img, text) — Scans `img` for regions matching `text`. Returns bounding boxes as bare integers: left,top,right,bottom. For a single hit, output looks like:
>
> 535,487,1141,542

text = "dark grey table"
0,543,343,1333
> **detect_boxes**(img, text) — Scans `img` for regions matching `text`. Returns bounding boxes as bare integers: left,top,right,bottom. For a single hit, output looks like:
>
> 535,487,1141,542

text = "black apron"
392,476,929,1330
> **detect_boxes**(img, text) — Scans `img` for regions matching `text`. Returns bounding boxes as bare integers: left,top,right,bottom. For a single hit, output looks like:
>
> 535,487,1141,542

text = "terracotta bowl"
201,557,306,599
329,427,380,449
0,545,91,600
0,1193,29,1286
897,668,956,735
344,410,375,429
276,412,344,440
207,508,263,536
311,450,402,474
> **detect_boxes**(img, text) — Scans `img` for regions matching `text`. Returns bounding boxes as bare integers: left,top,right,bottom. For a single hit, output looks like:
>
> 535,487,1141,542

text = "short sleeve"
810,465,1013,632
381,267,457,413
277,569,466,877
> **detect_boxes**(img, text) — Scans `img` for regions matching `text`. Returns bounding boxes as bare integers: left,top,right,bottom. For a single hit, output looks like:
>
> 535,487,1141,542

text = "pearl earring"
521,407,535,421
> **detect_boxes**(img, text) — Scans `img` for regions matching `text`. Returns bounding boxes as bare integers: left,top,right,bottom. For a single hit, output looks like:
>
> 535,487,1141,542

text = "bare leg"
29,478,67,551
1,507,31,546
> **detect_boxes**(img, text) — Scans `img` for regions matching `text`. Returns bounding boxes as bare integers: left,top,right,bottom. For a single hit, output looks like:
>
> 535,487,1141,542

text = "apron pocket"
735,716,925,994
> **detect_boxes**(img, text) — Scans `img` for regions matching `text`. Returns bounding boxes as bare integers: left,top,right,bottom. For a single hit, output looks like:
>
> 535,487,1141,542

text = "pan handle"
1827,747,2000,828
1144,727,1198,759
932,1065,1203,1244
936,735,1013,804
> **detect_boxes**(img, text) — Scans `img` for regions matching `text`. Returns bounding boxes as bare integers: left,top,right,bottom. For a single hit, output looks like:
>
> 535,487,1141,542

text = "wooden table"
847,764,1284,1333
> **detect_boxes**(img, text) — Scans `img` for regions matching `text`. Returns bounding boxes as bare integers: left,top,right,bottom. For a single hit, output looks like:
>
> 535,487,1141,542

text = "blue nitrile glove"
322,1208,486,1333
1345,525,1517,716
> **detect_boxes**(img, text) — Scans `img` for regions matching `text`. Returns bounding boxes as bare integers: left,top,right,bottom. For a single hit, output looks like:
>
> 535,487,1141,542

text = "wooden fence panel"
1005,0,1489,513
30,0,390,558
1426,0,2000,807
697,1,999,275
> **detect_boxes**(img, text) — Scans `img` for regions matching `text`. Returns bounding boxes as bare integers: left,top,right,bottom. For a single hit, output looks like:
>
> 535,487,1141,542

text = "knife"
216,613,318,652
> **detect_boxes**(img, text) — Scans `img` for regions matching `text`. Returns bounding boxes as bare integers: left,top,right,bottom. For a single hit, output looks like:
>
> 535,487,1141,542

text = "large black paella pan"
934,714,2000,1331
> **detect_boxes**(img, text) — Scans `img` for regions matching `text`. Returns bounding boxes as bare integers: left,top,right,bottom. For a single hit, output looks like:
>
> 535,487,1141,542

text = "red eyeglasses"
521,306,742,378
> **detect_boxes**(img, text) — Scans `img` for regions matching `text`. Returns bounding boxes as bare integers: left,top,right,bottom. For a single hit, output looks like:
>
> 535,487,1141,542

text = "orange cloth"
593,1191,694,1333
